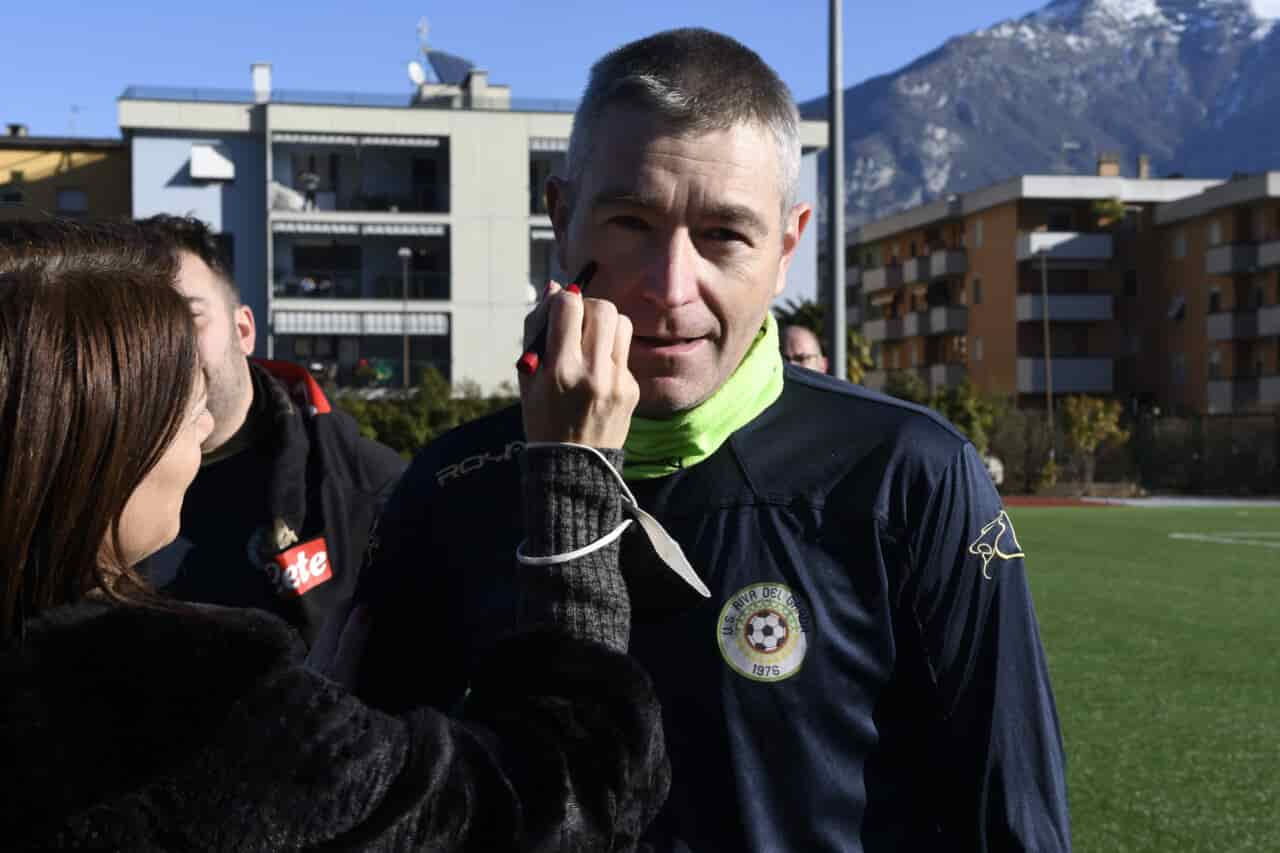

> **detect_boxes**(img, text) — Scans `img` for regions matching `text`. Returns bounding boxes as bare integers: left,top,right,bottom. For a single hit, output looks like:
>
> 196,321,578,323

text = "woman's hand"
518,282,639,448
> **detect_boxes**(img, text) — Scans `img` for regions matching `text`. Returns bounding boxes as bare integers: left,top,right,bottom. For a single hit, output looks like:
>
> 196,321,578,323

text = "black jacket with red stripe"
149,360,405,646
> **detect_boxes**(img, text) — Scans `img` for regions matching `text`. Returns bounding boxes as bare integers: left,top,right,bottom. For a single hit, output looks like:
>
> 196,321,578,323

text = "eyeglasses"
784,352,823,366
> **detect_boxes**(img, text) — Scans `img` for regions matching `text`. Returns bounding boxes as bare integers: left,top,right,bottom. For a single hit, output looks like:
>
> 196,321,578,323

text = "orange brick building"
850,162,1253,413
1151,173,1280,413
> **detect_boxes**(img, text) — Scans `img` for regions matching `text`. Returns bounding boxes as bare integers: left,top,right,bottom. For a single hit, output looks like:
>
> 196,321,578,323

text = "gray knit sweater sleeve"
518,446,629,653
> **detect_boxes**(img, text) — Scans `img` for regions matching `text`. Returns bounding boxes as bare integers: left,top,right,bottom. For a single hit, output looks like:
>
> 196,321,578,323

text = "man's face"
174,252,255,451
782,326,828,373
549,108,810,417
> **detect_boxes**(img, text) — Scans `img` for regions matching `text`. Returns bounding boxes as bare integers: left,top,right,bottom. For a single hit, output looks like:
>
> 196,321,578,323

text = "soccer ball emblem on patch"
717,582,808,682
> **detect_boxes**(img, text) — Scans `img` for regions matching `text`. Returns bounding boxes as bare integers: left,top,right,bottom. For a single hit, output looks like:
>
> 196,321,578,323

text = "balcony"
272,233,450,303
1205,243,1259,276
1208,375,1280,413
902,249,968,285
1017,357,1114,394
862,264,902,292
1016,293,1113,322
1207,305,1280,341
863,306,968,341
1259,238,1280,270
1016,232,1113,265
273,271,450,301
861,364,966,392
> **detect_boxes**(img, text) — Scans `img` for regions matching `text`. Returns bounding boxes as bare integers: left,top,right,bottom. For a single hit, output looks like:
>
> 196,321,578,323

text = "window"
973,336,984,362
1,170,23,205
910,342,919,368
973,219,984,249
908,241,917,258
55,188,88,217
1168,293,1186,321
1209,287,1222,314
972,276,983,305
1173,230,1187,259
1171,353,1187,385
1208,349,1221,380
1253,285,1265,309
1208,220,1222,246
1047,207,1073,231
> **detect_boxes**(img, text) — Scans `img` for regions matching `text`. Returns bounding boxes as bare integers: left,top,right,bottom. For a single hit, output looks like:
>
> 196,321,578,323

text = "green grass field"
1015,506,1279,852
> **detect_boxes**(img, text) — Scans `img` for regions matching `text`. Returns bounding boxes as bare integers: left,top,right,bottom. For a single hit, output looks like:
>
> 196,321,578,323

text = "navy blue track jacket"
355,367,1071,852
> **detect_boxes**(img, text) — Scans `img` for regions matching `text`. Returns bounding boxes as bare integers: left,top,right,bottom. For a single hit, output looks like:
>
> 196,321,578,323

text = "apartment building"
120,60,827,392
1152,173,1280,414
0,124,130,222
854,159,1220,406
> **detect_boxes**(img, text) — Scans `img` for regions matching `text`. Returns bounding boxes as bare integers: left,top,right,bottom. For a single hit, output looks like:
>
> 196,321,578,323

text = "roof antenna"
408,16,431,87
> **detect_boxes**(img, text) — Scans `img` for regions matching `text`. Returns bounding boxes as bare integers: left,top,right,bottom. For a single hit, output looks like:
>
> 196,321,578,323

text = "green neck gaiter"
623,312,784,480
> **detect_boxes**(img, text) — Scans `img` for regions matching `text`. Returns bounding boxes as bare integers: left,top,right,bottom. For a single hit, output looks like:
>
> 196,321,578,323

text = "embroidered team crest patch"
717,582,809,682
968,510,1025,580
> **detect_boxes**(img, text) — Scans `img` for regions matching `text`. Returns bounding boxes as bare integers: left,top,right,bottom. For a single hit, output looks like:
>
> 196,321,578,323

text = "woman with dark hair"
0,221,666,850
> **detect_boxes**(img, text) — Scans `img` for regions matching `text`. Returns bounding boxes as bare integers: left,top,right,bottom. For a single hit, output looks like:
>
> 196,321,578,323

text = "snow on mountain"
805,0,1280,228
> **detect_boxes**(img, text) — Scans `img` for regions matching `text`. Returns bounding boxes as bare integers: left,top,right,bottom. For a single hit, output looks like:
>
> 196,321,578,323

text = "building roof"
119,85,579,114
1153,172,1280,226
855,174,1222,244
0,135,125,151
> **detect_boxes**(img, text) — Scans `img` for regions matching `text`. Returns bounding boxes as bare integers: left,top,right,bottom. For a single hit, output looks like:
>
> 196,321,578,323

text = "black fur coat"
0,601,666,851
1,447,668,851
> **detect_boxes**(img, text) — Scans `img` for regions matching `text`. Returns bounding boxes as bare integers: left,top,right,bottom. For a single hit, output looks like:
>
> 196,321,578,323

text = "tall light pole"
829,0,847,379
1040,249,1055,463
398,246,412,390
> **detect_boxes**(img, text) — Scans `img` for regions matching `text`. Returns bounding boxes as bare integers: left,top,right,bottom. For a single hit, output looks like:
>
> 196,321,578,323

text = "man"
780,323,829,373
355,29,1070,851
138,215,405,647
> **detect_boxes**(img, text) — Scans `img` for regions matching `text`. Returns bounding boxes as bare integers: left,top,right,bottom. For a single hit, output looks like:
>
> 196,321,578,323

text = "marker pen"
516,260,599,375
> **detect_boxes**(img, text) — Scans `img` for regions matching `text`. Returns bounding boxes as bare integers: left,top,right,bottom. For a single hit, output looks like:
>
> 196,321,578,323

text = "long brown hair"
0,219,196,643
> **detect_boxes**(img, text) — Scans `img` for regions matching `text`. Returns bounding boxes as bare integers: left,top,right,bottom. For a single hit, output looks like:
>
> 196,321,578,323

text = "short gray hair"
566,29,802,215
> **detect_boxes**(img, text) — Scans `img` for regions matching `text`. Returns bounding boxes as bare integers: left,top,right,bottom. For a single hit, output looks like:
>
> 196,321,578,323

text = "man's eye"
704,228,748,244
608,215,649,231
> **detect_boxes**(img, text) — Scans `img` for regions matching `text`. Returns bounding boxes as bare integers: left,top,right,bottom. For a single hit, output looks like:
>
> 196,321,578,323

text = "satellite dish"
408,61,427,86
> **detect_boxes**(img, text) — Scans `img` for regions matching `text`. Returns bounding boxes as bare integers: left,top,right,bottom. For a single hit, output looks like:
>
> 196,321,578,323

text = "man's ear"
546,175,572,273
774,202,813,297
235,304,256,356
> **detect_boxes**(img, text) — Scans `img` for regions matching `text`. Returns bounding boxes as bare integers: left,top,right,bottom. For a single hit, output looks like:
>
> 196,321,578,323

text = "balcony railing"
1205,243,1259,276
861,364,966,392
862,264,902,291
1259,238,1280,270
1206,305,1280,341
273,271,450,301
270,184,449,215
1016,232,1113,264
901,248,967,285
1016,293,1113,322
863,306,968,341
1016,357,1113,394
1208,375,1280,413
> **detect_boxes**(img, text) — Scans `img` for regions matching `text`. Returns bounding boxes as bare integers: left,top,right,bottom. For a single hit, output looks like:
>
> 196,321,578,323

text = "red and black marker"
516,260,599,375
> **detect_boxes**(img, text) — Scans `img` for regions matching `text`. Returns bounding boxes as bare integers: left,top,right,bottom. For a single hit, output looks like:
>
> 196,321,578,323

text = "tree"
772,298,874,383
882,369,930,405
1062,395,1130,492
929,380,1000,457
333,368,517,458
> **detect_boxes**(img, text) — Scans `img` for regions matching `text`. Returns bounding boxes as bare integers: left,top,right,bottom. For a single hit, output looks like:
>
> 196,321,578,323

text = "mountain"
802,0,1280,228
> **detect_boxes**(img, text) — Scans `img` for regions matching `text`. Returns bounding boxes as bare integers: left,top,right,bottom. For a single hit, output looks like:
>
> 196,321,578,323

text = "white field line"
1168,532,1280,549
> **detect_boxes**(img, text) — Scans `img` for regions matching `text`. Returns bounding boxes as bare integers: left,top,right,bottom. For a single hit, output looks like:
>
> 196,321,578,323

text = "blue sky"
4,1,1052,138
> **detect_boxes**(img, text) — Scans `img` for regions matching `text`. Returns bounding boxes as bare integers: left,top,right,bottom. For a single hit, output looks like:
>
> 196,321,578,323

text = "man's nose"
640,229,699,309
